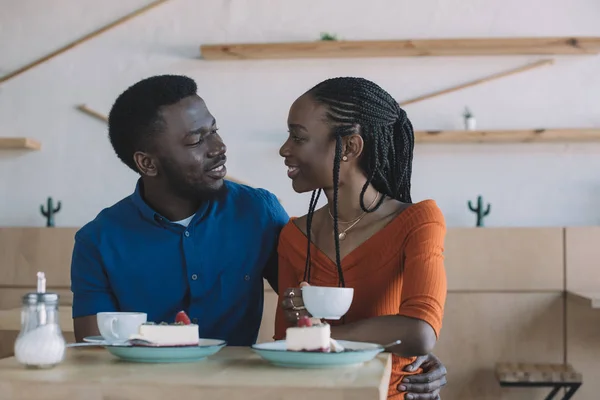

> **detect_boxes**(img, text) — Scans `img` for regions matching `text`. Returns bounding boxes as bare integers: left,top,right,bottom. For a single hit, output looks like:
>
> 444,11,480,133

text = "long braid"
303,77,415,287
303,189,321,283
332,136,345,287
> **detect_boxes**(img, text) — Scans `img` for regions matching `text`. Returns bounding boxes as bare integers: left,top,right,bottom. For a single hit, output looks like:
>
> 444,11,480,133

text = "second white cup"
97,312,147,343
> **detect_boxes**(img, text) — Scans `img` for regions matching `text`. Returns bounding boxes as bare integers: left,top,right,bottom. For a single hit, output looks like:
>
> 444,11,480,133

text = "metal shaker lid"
22,292,60,306
22,271,60,305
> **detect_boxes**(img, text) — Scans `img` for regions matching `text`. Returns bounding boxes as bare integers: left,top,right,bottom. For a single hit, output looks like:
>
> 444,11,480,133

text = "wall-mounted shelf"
76,104,108,123
0,137,41,150
414,128,600,143
200,37,600,60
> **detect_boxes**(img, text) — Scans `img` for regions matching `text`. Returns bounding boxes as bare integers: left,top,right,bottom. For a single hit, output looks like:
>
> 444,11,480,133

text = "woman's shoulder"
403,199,445,224
395,199,446,239
278,217,305,251
277,218,312,274
386,199,445,237
281,208,322,237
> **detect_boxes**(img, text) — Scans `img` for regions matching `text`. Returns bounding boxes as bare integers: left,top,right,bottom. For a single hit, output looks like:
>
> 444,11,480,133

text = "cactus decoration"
468,195,491,227
40,197,61,227
319,32,339,41
463,107,476,131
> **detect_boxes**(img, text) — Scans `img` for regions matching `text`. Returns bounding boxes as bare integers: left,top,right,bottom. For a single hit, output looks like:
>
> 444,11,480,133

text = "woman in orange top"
274,77,447,400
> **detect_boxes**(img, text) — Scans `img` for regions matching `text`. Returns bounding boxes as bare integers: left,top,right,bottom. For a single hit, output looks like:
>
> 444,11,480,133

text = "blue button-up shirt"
70,180,289,346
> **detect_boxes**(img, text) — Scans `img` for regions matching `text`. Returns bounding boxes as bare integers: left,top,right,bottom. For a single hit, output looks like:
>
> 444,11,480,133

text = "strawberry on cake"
285,316,344,353
128,311,199,347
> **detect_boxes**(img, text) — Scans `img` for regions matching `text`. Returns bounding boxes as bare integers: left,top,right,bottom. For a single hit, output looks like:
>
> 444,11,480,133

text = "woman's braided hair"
302,77,414,288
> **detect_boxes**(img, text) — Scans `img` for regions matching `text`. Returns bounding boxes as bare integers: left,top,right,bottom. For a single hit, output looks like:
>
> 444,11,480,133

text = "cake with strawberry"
286,316,344,353
128,311,199,347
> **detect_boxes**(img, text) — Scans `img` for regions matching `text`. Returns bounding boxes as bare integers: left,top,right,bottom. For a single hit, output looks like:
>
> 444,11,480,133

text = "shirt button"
244,274,250,281
184,231,190,237
192,318,198,324
191,274,198,281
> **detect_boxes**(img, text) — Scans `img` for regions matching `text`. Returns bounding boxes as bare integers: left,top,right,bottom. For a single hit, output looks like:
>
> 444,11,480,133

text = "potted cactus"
40,196,61,227
468,195,491,227
463,107,476,131
319,32,339,41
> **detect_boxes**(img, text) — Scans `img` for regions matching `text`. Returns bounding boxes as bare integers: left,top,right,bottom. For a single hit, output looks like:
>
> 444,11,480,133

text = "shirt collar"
130,178,213,226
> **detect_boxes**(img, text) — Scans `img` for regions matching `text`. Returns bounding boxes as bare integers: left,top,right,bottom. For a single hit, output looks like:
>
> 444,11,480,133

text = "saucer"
251,340,384,368
105,338,227,363
83,335,107,344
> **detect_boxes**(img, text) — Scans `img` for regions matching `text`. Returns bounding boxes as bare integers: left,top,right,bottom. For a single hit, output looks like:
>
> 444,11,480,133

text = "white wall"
1,0,600,228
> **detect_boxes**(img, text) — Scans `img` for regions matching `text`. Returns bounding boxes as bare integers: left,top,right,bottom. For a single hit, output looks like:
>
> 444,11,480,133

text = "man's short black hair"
108,75,198,173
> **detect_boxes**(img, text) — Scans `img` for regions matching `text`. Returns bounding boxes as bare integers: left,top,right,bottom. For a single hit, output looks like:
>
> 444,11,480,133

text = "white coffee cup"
97,312,147,343
301,286,354,320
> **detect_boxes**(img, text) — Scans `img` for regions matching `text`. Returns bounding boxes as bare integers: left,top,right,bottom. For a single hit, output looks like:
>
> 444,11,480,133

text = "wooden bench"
496,362,582,400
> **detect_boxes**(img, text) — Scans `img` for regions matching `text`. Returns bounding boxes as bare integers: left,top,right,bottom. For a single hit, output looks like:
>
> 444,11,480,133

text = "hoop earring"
342,155,348,161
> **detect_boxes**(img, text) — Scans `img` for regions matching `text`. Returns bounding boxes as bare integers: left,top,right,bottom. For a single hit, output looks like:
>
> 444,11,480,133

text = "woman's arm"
330,315,437,357
331,214,447,357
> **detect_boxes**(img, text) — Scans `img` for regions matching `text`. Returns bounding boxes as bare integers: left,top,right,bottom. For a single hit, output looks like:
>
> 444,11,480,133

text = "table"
0,346,392,400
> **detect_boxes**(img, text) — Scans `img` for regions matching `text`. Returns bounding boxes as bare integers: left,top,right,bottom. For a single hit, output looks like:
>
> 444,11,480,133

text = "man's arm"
73,316,101,342
260,190,290,295
70,231,119,342
401,354,447,400
263,246,279,294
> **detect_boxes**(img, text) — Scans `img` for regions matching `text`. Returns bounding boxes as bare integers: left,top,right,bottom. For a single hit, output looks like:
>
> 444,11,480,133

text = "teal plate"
251,340,384,368
106,338,226,363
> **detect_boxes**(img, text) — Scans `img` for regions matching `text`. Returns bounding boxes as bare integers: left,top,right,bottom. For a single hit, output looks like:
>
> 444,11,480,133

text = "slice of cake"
286,316,332,352
128,311,199,347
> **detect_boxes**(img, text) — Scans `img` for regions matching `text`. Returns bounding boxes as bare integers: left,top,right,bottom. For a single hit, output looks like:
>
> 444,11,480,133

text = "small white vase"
465,117,476,131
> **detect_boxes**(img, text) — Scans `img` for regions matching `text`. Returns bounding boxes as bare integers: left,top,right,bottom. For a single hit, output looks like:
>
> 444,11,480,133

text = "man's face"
137,95,228,200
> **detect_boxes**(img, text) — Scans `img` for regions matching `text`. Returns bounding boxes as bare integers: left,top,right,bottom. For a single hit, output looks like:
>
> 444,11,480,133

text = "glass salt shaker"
14,272,66,368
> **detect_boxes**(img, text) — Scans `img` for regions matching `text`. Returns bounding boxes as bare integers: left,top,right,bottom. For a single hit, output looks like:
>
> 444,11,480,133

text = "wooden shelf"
0,137,41,150
414,128,600,143
200,37,600,60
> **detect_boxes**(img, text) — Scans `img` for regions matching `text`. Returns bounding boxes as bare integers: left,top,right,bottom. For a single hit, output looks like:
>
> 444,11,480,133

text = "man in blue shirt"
71,74,287,345
71,75,447,399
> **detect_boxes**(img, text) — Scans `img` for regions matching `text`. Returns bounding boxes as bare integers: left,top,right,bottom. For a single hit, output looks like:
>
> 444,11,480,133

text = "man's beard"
161,160,228,203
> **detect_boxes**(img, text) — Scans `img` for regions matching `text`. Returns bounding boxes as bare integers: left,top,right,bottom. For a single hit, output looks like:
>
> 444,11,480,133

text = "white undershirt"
173,214,195,227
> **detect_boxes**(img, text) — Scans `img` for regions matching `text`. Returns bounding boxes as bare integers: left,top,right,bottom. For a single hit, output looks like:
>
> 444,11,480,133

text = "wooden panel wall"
1,227,599,399
436,293,564,400
565,227,600,291
444,228,564,291
564,227,600,400
0,227,77,288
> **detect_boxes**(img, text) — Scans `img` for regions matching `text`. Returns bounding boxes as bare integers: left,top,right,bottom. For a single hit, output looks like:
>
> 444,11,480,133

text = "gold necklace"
328,193,380,241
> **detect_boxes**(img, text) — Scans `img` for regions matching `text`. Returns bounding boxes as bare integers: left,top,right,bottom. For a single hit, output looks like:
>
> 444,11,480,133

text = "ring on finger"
281,298,305,310
283,288,301,297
